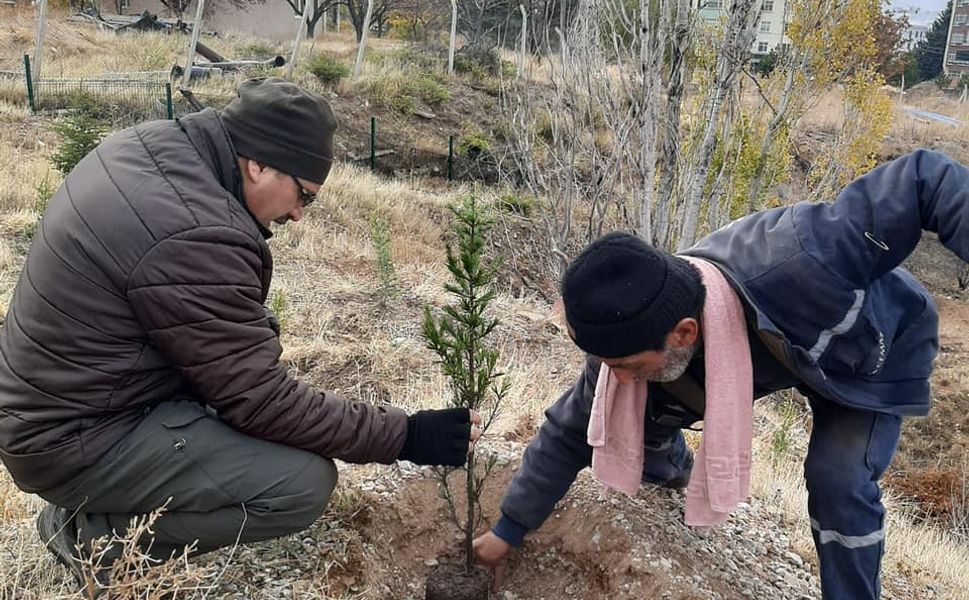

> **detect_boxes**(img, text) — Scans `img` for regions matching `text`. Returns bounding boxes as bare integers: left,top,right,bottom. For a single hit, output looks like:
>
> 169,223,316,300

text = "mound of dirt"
335,443,831,600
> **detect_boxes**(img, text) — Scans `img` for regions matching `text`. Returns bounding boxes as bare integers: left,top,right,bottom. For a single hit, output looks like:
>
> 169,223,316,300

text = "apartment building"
944,0,969,76
892,5,935,53
695,0,790,57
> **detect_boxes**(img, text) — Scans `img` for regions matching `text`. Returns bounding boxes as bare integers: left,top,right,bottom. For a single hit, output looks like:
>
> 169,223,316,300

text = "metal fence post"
23,54,35,113
165,83,174,119
370,116,376,172
447,135,454,181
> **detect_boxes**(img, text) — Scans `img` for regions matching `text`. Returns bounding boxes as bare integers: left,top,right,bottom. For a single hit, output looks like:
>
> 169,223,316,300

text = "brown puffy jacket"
0,109,407,493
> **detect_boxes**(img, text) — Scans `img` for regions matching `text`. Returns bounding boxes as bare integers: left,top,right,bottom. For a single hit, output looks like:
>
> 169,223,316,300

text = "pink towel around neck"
586,256,753,527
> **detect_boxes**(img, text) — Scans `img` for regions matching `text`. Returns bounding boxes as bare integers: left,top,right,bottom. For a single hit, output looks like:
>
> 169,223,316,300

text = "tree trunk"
353,0,374,76
636,0,669,244
448,0,457,74
654,0,692,250
677,0,761,251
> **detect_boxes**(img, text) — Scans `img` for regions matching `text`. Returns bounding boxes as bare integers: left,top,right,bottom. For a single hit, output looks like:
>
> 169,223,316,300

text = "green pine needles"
422,195,510,573
369,212,398,303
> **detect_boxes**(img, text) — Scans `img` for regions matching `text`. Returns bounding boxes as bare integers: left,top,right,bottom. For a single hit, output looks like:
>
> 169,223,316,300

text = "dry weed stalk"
72,502,229,600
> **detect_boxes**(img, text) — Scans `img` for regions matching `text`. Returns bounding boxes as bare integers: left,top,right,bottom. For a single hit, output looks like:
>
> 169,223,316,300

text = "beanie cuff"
224,116,332,184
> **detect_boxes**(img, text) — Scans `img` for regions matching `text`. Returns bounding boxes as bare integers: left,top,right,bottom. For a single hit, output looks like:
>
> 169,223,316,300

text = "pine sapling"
422,195,510,574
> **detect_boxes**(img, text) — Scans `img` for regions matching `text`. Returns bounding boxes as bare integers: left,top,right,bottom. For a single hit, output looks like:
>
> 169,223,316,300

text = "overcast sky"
890,0,946,14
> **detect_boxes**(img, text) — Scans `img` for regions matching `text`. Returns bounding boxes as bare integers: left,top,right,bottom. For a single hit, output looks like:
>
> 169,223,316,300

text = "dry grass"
750,402,969,600
798,83,969,164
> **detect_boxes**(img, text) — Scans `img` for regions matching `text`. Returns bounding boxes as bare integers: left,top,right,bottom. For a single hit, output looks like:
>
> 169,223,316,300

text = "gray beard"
649,342,698,382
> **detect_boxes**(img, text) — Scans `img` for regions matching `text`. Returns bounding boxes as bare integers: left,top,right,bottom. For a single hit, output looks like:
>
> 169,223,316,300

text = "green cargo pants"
38,400,338,560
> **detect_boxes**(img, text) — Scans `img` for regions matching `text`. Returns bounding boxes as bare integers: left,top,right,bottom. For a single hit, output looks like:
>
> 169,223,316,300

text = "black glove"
398,408,472,466
264,306,280,336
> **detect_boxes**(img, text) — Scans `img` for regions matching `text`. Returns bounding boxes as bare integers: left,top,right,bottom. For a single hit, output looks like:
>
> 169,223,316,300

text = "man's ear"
239,157,265,184
667,317,699,348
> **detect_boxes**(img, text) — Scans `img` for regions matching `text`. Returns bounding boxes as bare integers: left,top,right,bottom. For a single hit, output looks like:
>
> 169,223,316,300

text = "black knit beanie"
562,232,704,358
222,77,337,184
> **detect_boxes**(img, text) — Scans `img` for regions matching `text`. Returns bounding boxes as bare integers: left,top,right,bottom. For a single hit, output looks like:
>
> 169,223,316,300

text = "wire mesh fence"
1,3,186,123
0,2,32,106
31,76,174,121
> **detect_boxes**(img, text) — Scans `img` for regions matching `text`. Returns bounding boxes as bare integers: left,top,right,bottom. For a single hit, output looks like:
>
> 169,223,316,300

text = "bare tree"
676,0,762,251
342,0,393,42
654,0,693,249
282,0,338,38
457,0,508,55
152,0,267,22
159,0,193,19
396,0,452,43
499,0,671,275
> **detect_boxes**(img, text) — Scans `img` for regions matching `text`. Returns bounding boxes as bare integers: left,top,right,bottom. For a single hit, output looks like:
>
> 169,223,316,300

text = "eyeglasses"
290,175,318,207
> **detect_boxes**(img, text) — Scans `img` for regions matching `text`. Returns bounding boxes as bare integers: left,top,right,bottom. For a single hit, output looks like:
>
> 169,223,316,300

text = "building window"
955,33,967,45
758,41,769,53
956,14,968,25
955,50,969,63
762,0,774,11
760,21,771,33
704,0,722,8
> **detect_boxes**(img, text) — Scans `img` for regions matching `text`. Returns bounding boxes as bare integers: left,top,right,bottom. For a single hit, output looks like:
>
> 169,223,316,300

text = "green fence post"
165,83,174,119
23,54,35,113
370,116,377,172
447,135,454,182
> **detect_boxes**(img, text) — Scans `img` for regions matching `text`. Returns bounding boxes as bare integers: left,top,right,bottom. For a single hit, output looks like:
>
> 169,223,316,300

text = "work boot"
36,504,108,599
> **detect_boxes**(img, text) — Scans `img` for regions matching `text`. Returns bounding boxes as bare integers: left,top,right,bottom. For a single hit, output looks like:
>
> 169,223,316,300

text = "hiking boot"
641,449,694,490
36,504,108,598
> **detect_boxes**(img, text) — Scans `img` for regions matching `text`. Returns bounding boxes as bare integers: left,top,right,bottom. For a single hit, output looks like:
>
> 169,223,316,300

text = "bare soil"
425,563,490,600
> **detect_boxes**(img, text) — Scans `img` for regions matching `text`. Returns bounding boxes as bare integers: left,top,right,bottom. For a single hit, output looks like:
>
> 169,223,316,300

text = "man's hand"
397,408,482,466
473,531,511,591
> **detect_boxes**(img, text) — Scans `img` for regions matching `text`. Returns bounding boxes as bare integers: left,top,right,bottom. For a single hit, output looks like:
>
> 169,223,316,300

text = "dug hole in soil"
425,561,491,599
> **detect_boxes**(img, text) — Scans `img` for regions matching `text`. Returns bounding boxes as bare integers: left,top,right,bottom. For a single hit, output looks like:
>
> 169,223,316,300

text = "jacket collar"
176,108,273,239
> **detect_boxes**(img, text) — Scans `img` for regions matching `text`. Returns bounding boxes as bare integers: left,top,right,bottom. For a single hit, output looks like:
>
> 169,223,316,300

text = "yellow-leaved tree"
787,0,894,200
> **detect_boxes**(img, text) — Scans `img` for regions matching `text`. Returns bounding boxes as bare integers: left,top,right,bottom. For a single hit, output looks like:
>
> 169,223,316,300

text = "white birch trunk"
677,0,761,251
353,0,374,78
181,0,207,88
33,0,48,81
448,0,457,75
654,0,692,249
286,2,312,80
518,5,528,78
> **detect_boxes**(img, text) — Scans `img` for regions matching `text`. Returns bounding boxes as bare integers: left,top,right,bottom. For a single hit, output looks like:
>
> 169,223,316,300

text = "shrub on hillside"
497,194,535,217
236,41,279,60
369,72,451,114
457,126,491,157
416,75,450,105
390,47,443,72
453,48,502,79
307,54,350,85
